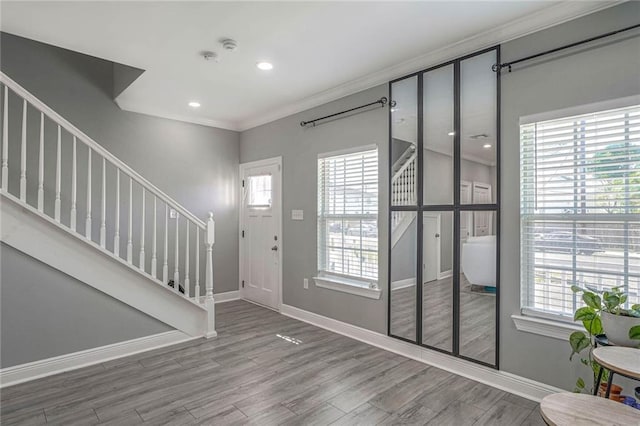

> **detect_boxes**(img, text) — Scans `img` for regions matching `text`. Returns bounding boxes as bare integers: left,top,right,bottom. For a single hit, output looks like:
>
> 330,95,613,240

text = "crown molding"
114,1,622,133
237,1,622,131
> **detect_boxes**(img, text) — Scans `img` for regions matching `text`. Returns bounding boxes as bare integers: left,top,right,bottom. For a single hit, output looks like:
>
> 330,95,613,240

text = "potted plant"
598,287,640,347
569,285,640,394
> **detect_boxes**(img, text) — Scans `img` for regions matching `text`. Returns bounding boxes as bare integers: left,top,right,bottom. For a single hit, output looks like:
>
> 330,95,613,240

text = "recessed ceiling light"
188,101,201,108
448,131,455,136
256,61,273,71
483,143,492,149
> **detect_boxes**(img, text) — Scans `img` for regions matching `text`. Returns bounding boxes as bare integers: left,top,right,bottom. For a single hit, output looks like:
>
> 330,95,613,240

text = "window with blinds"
520,103,640,320
318,147,378,283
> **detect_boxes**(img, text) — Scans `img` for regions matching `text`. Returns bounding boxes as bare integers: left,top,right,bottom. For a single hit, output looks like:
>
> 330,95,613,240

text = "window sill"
511,313,582,341
313,275,381,300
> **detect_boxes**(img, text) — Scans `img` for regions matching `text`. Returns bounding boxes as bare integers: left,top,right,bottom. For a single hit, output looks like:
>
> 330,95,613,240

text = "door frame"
238,156,283,311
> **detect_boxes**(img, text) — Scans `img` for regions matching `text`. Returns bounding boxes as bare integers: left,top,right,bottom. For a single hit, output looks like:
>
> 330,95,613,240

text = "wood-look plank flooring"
0,300,540,426
390,275,496,364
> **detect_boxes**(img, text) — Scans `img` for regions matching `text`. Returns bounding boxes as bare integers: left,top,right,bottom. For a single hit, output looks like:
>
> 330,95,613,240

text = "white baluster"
54,125,61,221
184,221,190,297
114,169,120,256
127,177,133,263
139,188,145,270
173,213,180,293
205,212,216,337
70,137,77,231
195,227,200,302
151,196,157,278
37,112,44,211
19,99,27,201
1,85,8,191
85,148,92,239
163,204,169,283
100,157,106,247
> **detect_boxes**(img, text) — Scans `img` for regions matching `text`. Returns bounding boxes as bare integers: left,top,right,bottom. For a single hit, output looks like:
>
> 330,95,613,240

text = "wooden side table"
592,347,640,399
540,393,640,425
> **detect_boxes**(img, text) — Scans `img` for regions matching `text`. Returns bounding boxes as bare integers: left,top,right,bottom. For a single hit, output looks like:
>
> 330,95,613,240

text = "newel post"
204,212,217,337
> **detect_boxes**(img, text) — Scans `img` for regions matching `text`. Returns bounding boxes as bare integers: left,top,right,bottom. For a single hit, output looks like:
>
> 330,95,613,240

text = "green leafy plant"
568,285,640,393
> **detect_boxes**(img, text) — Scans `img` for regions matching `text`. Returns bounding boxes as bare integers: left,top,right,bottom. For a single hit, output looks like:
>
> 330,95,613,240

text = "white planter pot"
601,311,640,347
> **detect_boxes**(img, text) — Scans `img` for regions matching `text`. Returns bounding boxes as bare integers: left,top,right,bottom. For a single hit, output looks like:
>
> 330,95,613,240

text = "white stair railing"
0,72,215,336
391,150,416,233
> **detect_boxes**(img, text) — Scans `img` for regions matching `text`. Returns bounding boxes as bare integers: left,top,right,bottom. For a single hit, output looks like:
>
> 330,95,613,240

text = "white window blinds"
520,103,640,320
318,147,378,282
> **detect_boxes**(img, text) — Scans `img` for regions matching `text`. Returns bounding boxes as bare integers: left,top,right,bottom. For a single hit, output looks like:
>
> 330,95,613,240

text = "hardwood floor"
390,275,496,364
0,300,541,425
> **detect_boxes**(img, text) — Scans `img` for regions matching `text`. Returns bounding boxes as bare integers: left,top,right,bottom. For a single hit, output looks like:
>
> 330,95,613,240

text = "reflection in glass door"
388,47,500,368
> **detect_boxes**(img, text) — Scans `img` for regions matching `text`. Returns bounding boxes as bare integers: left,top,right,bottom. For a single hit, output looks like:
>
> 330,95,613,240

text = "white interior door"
423,214,440,283
460,181,472,241
472,182,492,236
240,158,282,310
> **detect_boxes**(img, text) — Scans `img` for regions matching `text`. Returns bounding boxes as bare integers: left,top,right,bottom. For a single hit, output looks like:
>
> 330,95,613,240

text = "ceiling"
0,1,615,131
391,51,498,165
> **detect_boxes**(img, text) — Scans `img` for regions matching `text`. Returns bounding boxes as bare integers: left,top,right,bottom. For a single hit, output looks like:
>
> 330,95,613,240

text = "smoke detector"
201,51,218,62
221,39,238,52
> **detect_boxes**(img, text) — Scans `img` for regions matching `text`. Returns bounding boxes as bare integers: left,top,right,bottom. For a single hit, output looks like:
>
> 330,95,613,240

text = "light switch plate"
291,209,304,220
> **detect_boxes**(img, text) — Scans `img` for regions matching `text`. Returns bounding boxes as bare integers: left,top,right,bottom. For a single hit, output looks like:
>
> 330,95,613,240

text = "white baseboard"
280,304,563,402
215,290,240,304
194,290,240,305
391,278,416,290
0,330,195,388
437,269,453,280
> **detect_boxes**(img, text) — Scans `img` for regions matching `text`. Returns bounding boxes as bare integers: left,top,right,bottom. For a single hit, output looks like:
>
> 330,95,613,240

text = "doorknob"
271,245,278,251
435,233,440,238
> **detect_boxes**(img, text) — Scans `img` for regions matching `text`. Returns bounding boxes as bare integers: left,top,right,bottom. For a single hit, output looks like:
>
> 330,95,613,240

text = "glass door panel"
391,76,418,207
459,209,497,365
460,50,497,205
390,211,417,341
423,65,454,206
422,211,453,352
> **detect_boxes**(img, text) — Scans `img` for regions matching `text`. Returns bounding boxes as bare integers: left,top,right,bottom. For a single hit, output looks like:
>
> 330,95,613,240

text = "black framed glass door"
388,46,500,368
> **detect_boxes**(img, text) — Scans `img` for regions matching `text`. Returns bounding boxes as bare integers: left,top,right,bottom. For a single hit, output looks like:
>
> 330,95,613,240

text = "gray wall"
0,243,171,368
500,2,640,390
0,33,240,296
240,2,639,391
0,33,240,367
240,85,389,333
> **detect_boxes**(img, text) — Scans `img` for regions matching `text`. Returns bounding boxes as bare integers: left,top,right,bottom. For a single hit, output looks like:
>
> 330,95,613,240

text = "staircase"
0,72,216,338
391,144,416,247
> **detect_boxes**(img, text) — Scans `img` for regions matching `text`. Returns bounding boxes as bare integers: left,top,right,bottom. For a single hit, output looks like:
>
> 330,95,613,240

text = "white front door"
472,182,492,236
423,214,440,283
240,158,282,310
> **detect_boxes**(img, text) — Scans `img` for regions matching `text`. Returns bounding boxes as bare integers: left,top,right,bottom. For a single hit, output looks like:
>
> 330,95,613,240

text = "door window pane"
248,174,272,208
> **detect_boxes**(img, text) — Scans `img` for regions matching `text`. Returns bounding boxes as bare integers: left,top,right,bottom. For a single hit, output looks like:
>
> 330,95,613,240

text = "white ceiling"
0,1,616,131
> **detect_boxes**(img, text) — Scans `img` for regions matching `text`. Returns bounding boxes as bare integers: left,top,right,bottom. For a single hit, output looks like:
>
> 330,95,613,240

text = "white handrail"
0,73,217,330
0,72,205,229
393,151,416,182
